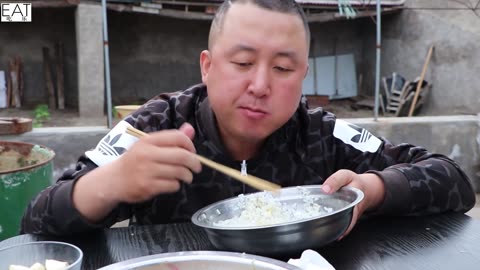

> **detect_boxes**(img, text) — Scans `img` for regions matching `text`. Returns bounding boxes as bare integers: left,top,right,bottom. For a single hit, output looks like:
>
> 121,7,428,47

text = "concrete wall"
3,115,479,192
0,6,211,109
349,115,480,192
107,12,376,105
91,4,480,117
107,11,210,105
309,18,372,95
376,0,480,115
1,3,478,116
0,8,78,109
0,6,378,108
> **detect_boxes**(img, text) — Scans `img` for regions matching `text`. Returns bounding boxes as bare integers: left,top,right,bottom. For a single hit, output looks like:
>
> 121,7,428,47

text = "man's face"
200,3,309,144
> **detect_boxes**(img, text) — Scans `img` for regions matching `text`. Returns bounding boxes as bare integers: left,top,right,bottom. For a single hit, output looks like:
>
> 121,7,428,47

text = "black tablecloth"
2,213,480,270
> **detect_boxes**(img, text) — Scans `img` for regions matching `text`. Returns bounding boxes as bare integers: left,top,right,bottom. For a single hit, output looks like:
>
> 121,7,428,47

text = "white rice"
214,187,334,227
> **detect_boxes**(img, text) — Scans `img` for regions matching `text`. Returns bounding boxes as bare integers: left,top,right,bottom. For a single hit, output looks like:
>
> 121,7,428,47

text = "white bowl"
0,241,83,270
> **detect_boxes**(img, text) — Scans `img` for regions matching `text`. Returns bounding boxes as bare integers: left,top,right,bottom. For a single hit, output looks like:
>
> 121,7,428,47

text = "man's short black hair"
208,0,310,50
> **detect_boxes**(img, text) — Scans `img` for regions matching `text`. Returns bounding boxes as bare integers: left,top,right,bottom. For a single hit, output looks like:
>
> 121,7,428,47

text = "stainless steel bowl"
192,185,363,255
98,251,301,270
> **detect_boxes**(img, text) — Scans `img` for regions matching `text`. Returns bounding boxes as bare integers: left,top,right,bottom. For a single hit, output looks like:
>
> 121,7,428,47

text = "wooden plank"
55,42,65,110
378,93,385,114
397,80,411,101
6,61,12,108
408,46,434,117
15,56,24,105
10,70,19,107
396,92,414,117
382,77,390,102
0,71,6,108
42,47,56,109
388,101,399,106
9,59,21,108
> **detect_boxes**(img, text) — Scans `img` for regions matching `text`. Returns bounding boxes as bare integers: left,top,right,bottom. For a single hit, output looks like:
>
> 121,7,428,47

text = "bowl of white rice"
191,185,363,256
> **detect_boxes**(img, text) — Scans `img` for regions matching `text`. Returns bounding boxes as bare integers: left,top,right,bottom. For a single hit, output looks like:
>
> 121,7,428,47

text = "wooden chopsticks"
125,126,281,192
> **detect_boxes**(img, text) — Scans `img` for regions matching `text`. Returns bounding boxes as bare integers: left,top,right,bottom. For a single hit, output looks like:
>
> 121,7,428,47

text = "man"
22,0,475,237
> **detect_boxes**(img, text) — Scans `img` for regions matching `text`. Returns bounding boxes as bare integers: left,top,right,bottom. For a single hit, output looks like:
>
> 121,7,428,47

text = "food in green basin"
0,142,55,241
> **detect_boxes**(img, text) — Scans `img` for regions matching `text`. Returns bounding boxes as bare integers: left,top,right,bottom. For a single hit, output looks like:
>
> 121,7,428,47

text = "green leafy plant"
112,106,118,119
32,104,51,128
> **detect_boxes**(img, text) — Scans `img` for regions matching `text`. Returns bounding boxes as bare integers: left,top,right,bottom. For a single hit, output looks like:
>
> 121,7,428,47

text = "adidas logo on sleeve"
333,119,382,153
85,121,139,166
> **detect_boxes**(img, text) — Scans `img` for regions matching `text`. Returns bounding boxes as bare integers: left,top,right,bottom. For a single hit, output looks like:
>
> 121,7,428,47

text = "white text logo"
1,3,32,22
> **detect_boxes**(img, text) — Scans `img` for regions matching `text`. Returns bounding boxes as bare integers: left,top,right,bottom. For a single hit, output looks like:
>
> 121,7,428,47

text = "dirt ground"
0,108,107,127
0,98,388,128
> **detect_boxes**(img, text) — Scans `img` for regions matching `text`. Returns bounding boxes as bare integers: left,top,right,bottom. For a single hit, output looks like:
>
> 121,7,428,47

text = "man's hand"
108,124,201,203
321,169,385,239
72,123,202,222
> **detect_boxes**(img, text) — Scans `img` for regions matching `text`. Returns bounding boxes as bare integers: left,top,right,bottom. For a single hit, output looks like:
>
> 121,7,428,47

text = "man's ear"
200,50,212,84
304,64,309,79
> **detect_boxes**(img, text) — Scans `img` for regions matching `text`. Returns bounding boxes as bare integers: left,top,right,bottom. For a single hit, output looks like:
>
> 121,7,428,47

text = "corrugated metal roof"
25,0,403,21
28,0,79,8
26,0,405,8
153,0,406,6
145,0,404,5
296,0,405,6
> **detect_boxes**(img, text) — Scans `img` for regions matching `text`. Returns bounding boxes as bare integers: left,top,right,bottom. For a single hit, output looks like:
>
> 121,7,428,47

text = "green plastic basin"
0,141,55,240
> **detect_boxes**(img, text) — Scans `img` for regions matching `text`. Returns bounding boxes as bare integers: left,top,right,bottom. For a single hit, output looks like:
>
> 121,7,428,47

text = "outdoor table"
1,212,480,270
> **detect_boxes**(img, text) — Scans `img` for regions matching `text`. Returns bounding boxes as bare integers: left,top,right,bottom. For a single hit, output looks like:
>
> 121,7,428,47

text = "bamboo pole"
408,46,434,117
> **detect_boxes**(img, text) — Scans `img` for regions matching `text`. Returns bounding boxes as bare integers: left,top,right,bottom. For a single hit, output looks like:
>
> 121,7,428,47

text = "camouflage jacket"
21,84,475,235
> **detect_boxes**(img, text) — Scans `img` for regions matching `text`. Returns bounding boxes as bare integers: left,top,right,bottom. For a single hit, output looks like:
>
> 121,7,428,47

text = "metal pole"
312,39,318,95
101,0,113,128
374,0,381,121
